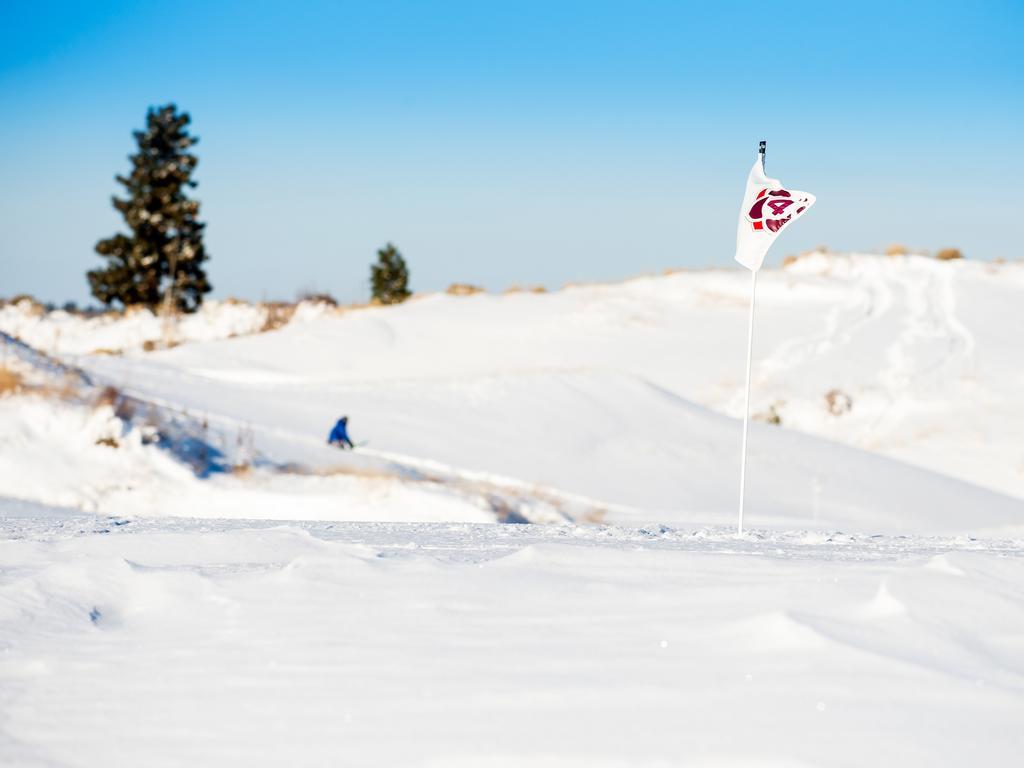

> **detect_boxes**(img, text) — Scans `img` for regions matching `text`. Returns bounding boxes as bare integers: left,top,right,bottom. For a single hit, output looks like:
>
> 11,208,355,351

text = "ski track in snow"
718,257,1017,493
752,258,973,420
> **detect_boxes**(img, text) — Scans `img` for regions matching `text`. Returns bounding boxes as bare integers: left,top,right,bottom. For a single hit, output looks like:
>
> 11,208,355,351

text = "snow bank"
0,298,337,356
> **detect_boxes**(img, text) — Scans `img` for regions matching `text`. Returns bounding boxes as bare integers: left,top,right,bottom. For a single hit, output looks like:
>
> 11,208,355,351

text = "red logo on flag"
747,188,808,233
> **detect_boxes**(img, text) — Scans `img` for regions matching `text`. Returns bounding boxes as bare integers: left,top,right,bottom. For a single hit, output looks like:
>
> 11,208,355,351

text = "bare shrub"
94,386,122,408
94,386,136,421
234,424,257,468
825,389,853,416
935,248,963,261
46,374,81,401
261,302,296,332
885,244,908,257
446,283,484,297
485,495,531,524
297,291,338,306
95,436,120,448
141,338,180,352
91,348,123,356
4,295,45,316
309,463,395,481
503,284,547,294
754,402,783,425
0,366,81,401
786,246,828,261
577,508,607,524
0,367,24,396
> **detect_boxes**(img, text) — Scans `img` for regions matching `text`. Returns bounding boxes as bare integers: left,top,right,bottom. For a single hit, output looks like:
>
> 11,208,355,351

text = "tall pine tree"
370,243,411,304
89,104,211,312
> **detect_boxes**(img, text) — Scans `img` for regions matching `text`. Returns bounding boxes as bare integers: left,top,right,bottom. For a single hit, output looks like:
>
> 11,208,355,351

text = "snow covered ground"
2,252,1023,765
2,514,1023,766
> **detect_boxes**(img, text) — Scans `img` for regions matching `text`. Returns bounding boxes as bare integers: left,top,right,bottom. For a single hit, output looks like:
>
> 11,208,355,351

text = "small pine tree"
370,243,411,305
88,104,211,312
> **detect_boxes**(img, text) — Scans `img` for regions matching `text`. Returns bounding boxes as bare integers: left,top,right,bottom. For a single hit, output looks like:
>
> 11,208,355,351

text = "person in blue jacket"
327,416,354,449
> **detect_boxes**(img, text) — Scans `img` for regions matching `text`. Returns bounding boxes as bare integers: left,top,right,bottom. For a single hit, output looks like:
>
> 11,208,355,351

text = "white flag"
734,155,815,271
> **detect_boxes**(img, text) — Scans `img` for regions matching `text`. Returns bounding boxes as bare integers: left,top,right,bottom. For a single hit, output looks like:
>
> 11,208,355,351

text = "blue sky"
2,1,1021,304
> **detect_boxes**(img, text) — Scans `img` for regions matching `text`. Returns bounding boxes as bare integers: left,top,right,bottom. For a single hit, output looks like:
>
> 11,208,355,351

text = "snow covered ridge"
2,251,1019,358
0,296,339,355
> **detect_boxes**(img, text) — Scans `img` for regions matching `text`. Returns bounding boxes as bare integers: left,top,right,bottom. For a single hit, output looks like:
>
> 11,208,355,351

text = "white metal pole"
737,268,757,535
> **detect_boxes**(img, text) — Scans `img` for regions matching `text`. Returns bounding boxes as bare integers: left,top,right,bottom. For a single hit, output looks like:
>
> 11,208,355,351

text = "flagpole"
737,267,757,536
737,140,766,536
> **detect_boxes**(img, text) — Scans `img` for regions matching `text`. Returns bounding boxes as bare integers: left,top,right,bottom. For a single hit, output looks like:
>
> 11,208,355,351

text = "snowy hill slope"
0,336,596,525
50,359,1019,535
0,383,603,525
77,253,1024,498
48,252,1023,535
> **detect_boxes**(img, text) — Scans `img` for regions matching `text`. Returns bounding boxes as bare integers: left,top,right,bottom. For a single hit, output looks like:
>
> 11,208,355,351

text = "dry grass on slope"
0,367,24,396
